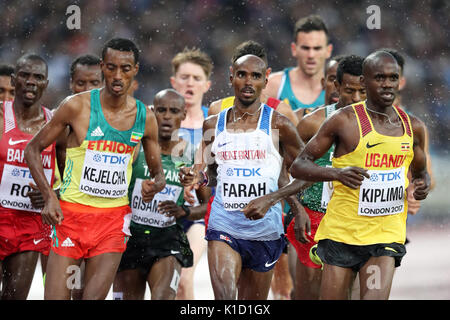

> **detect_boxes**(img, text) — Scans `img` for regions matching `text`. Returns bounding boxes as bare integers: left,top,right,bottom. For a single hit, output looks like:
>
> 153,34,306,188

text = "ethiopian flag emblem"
130,131,143,143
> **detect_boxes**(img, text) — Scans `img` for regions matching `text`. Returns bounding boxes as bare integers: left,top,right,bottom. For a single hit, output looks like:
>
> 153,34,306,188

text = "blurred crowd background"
0,0,448,218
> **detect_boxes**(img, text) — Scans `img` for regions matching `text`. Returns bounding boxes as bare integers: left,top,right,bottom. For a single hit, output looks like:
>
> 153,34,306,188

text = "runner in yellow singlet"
289,51,431,300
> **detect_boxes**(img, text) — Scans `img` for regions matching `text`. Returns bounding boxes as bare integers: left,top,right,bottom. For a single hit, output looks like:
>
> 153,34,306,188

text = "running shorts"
0,210,51,260
286,206,324,269
316,239,407,272
51,201,131,260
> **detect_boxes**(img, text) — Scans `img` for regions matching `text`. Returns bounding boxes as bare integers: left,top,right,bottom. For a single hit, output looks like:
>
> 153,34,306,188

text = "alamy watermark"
66,5,81,30
366,5,381,29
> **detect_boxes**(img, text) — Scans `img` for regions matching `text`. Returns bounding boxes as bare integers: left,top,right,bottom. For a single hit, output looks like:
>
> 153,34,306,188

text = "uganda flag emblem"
401,142,410,152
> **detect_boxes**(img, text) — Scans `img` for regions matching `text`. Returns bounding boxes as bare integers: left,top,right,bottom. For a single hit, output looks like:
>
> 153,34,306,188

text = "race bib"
358,168,406,217
0,164,52,212
130,178,182,228
220,165,269,212
79,149,131,198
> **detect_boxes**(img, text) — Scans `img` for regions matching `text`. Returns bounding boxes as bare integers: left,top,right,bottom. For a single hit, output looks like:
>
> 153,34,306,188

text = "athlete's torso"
300,103,337,213
208,104,283,241
315,101,414,245
128,144,191,231
59,89,146,208
277,67,325,113
0,101,56,213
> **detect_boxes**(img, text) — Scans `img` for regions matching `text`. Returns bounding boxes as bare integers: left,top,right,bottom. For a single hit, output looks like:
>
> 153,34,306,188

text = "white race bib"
358,168,406,217
130,178,182,228
220,165,269,212
0,164,52,212
79,149,131,198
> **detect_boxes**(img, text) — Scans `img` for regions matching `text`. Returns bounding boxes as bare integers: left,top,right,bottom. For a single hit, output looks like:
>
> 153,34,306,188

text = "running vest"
220,96,281,111
314,101,414,245
128,144,191,230
209,104,283,241
0,101,56,213
300,103,337,213
277,67,325,112
59,89,146,208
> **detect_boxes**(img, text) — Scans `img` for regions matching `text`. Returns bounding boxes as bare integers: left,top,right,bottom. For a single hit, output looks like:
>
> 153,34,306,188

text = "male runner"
69,54,103,94
288,55,366,299
113,89,210,300
180,54,310,300
0,54,59,299
263,14,333,120
170,48,213,300
289,51,430,299
207,40,301,300
24,38,165,300
0,64,15,101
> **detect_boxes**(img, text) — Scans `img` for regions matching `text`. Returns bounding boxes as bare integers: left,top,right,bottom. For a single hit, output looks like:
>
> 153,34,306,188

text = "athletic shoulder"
208,99,222,116
263,71,284,98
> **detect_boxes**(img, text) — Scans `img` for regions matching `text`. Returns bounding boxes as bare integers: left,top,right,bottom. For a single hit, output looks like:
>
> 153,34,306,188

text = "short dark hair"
380,48,405,72
336,55,364,84
0,64,14,77
101,38,140,64
325,54,346,72
15,53,48,75
231,40,267,65
70,54,101,79
294,14,329,42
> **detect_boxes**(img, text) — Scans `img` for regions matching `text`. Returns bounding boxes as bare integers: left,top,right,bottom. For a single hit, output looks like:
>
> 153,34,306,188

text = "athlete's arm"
141,109,165,202
290,109,369,188
276,100,299,127
261,71,282,100
297,107,324,143
409,116,431,200
24,96,82,225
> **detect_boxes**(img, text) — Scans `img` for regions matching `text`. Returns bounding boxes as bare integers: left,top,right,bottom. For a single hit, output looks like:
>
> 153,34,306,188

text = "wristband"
198,170,209,187
180,204,191,219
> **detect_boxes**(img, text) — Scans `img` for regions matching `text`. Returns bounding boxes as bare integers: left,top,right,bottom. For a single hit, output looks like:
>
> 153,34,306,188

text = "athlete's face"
335,73,366,107
231,55,269,107
0,75,15,101
323,60,339,105
291,31,332,77
70,64,103,94
101,48,138,97
11,60,48,107
154,95,186,140
362,57,400,108
170,62,211,108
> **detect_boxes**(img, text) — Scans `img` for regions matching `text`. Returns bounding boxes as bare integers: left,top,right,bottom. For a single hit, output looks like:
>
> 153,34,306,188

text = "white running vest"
208,104,283,241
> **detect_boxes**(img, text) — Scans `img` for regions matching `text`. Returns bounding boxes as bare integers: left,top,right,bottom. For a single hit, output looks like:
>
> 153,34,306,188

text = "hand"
291,204,311,244
242,194,275,220
41,193,64,226
337,166,370,189
406,184,421,215
157,200,186,219
178,167,199,187
183,184,198,206
26,182,45,209
141,179,159,202
412,178,430,200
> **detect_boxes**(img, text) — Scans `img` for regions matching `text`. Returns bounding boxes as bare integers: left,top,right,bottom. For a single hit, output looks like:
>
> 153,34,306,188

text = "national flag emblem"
130,131,143,143
401,143,410,151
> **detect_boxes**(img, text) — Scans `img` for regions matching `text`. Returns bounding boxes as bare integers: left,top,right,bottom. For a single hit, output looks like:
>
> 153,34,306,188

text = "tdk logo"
160,186,177,197
370,171,401,182
11,168,33,179
93,154,127,165
227,168,261,177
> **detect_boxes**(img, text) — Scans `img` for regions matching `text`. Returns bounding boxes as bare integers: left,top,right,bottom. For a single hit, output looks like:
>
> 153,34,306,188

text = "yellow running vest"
314,101,414,245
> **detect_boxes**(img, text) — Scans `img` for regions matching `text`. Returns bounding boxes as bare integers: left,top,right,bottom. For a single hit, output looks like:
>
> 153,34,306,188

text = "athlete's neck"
100,88,129,110
181,102,204,129
233,98,262,119
12,100,42,121
159,137,184,156
293,67,324,90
